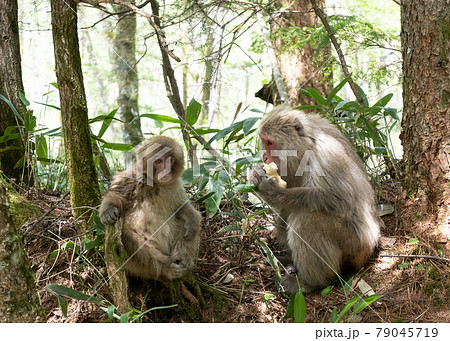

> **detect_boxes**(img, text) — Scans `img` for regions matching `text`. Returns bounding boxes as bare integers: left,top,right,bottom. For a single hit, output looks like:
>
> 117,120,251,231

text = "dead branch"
81,0,180,62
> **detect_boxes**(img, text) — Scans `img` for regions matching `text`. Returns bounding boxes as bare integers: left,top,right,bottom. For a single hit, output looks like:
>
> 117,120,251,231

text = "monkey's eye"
267,141,273,146
155,158,163,164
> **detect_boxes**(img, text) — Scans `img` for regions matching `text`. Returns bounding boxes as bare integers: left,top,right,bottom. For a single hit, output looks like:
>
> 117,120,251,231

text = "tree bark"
50,0,101,227
400,1,450,231
271,0,331,106
0,0,26,181
0,180,46,322
113,3,143,146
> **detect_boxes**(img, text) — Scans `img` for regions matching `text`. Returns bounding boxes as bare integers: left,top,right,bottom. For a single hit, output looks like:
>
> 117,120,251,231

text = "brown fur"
99,136,201,281
250,106,380,293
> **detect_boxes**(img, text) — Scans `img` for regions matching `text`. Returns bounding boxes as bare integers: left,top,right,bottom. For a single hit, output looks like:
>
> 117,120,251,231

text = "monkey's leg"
283,214,342,294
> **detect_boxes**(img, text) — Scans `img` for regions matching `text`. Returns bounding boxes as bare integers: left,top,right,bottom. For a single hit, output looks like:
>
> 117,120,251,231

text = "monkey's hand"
99,205,119,225
249,165,268,188
169,258,189,279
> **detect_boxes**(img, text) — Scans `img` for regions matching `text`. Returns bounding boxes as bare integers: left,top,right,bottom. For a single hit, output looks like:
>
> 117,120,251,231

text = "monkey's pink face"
152,154,175,183
260,134,279,168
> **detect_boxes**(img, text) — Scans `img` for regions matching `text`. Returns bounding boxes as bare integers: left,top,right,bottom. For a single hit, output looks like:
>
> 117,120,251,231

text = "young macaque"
250,106,380,293
99,136,201,281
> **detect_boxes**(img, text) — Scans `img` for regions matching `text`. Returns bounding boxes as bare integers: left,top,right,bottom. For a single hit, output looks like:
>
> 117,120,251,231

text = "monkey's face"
141,153,176,184
260,134,280,168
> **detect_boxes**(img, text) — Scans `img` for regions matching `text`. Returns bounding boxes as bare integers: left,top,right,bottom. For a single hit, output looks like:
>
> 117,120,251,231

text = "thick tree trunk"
0,181,46,322
50,0,101,227
0,0,26,181
400,1,450,232
271,0,331,106
113,3,143,146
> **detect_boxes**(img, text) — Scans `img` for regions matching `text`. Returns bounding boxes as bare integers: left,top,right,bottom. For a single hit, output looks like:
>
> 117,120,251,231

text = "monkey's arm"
176,201,201,240
99,176,137,225
250,166,342,213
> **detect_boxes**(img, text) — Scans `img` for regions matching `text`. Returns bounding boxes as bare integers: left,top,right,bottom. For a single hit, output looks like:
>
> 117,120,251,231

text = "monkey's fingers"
249,165,267,187
169,259,188,279
101,207,119,225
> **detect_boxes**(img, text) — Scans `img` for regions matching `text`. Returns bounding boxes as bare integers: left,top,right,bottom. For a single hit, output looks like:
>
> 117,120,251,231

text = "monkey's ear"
293,118,304,136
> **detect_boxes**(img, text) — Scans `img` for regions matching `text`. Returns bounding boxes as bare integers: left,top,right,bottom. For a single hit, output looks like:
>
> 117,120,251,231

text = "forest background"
0,0,448,324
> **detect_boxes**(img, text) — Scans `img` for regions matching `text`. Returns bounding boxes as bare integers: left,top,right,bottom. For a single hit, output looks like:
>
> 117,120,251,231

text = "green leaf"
102,143,134,151
385,107,399,121
408,238,419,244
0,94,24,123
44,284,102,303
19,92,30,106
294,105,324,111
0,126,18,143
294,291,306,323
24,111,37,131
97,109,118,138
50,82,59,89
141,113,182,124
330,307,338,322
107,305,115,320
305,88,326,105
242,117,260,135
335,296,359,322
343,276,354,292
34,101,61,111
325,78,349,106
321,285,334,296
284,294,295,319
194,191,216,204
36,135,48,166
398,263,408,268
186,98,202,126
353,294,379,315
57,296,68,318
373,93,393,108
354,83,369,106
190,128,220,135
234,184,256,193
119,312,131,323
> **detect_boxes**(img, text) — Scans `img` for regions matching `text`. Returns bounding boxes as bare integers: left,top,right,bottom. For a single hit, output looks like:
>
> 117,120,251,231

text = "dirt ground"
22,187,449,323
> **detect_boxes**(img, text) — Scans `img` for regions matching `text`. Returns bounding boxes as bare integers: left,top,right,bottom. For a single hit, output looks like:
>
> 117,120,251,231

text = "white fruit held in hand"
263,162,287,188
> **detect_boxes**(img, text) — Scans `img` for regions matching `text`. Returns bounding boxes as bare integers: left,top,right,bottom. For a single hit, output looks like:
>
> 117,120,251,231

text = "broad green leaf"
19,92,30,106
354,83,369,106
234,184,256,193
242,117,260,135
120,312,131,323
330,307,338,322
24,111,37,131
0,126,18,143
190,128,220,135
408,238,419,244
185,98,202,126
305,88,326,105
325,78,349,106
294,291,306,323
102,143,134,151
57,296,68,317
284,294,295,319
194,191,216,203
373,93,393,108
107,305,115,320
321,285,334,296
398,263,408,268
141,113,182,124
44,284,102,303
36,135,48,166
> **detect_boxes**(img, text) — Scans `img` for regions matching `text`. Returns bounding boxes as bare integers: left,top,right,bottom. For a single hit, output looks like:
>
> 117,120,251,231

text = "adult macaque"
99,136,201,281
250,106,380,293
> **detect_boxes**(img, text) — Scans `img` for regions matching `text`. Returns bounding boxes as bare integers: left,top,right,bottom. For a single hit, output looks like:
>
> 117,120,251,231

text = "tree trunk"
113,3,143,146
400,1,450,232
271,0,331,106
0,180,46,322
0,0,26,181
50,0,101,227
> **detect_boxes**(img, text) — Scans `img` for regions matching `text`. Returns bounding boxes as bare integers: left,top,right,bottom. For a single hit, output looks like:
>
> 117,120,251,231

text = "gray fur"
250,107,380,293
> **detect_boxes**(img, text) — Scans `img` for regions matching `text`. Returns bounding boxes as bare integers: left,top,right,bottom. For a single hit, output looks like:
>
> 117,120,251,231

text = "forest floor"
21,186,449,323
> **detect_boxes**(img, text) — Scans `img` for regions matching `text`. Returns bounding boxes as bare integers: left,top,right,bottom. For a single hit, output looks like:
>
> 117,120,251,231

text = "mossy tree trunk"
400,0,450,232
271,0,332,106
112,2,143,146
0,0,26,181
0,181,45,322
50,0,101,228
